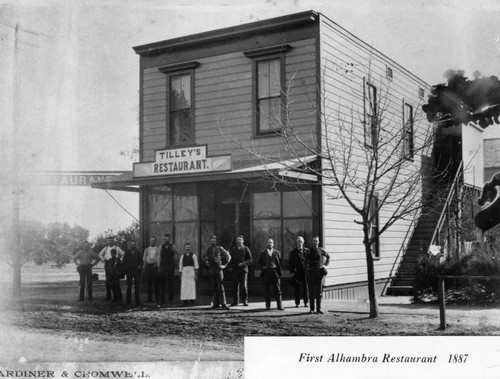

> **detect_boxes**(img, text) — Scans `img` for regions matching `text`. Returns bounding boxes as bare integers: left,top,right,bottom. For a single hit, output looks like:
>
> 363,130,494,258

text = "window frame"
255,57,285,135
418,87,425,99
243,44,290,137
158,61,198,147
386,66,393,80
364,79,378,148
402,101,414,160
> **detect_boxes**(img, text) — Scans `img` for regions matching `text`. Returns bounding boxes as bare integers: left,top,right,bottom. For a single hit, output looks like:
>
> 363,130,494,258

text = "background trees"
2,220,139,268
92,220,139,254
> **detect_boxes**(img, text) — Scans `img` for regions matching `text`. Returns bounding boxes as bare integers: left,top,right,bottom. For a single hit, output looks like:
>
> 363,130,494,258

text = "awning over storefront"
91,155,318,192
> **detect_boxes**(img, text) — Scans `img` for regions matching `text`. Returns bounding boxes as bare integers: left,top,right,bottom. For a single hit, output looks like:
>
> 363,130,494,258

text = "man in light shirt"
143,236,160,303
98,236,125,301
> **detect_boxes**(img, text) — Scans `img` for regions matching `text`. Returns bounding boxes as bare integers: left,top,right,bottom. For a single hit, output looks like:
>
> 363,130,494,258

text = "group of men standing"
73,233,330,314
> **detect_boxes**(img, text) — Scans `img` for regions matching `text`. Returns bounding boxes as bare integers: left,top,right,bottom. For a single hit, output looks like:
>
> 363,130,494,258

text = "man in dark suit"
306,236,330,314
122,240,143,306
203,235,231,310
258,238,284,311
159,234,177,304
229,235,253,306
288,236,309,308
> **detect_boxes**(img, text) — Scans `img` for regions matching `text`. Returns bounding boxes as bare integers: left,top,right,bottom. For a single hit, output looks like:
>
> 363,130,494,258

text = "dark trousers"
126,271,141,305
231,269,248,305
104,261,112,300
111,277,122,302
145,263,159,302
262,268,282,309
292,270,308,306
78,264,93,300
159,270,175,303
306,268,325,312
209,270,227,307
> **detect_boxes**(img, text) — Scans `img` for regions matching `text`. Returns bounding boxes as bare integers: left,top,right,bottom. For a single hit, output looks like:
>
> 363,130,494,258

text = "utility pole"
11,22,22,296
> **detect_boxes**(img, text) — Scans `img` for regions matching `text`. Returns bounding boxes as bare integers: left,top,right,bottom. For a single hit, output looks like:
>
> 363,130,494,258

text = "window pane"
149,186,173,222
258,61,270,98
174,184,198,221
283,219,313,261
253,219,282,255
258,99,272,132
269,59,281,96
170,109,193,144
258,97,281,133
149,222,172,243
171,75,190,110
283,191,312,218
175,222,199,258
253,192,281,218
367,84,377,115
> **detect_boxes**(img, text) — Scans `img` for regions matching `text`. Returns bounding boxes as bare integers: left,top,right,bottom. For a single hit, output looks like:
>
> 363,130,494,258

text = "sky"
1,0,500,238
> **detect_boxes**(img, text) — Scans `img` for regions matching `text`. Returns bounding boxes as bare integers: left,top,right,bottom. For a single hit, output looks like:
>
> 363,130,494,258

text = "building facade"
94,11,432,298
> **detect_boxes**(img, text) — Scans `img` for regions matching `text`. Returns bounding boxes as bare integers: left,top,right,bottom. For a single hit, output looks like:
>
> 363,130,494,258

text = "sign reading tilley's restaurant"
133,145,232,178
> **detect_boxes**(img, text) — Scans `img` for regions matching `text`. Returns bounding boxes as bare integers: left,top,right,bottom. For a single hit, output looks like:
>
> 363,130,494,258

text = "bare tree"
219,62,436,318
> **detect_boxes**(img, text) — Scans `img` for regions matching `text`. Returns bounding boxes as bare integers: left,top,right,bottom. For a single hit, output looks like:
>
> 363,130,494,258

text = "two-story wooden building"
93,10,432,298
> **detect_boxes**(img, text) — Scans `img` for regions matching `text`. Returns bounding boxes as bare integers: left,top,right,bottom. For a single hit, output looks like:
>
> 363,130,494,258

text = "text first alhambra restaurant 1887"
92,11,431,299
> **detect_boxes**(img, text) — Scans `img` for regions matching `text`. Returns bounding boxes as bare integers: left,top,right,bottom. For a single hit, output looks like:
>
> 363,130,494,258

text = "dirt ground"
1,279,500,364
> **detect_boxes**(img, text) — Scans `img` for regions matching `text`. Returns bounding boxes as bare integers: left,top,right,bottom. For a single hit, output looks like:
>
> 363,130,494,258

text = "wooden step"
386,286,414,296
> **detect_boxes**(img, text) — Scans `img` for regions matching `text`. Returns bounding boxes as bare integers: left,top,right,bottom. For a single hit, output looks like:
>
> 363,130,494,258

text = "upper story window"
257,59,282,134
243,44,291,136
403,102,414,159
170,74,192,145
418,87,425,99
364,81,378,148
158,61,198,146
386,66,393,80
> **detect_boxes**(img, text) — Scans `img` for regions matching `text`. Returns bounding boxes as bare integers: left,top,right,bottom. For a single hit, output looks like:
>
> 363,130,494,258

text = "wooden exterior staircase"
386,163,463,296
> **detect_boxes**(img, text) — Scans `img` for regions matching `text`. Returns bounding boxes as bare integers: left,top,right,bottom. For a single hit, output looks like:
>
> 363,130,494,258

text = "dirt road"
1,281,500,363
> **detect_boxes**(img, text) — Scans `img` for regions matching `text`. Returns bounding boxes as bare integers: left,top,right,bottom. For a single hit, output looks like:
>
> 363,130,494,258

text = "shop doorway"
217,201,250,251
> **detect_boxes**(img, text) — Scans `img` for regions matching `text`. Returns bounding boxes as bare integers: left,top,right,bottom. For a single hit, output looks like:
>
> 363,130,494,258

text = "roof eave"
133,10,318,56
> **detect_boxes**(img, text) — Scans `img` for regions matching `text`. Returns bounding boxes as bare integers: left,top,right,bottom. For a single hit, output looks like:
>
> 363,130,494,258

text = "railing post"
438,275,446,330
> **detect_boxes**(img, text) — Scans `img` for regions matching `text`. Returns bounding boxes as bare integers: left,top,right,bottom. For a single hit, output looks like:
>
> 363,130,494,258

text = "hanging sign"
133,145,231,178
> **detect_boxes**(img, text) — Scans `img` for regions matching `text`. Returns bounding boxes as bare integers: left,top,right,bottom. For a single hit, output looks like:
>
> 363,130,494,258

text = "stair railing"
383,216,416,293
428,160,463,255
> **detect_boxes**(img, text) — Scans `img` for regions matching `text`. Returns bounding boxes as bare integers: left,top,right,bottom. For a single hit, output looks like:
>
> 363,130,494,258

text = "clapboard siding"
140,35,318,163
319,14,431,286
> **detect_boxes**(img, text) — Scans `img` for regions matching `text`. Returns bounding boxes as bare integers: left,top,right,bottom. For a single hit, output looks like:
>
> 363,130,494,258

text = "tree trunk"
365,243,379,318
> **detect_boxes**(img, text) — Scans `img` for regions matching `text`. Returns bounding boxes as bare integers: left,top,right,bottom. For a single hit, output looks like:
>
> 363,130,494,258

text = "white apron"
180,266,196,300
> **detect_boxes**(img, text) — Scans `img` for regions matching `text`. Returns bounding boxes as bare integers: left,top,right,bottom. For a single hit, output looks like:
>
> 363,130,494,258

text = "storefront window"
252,219,282,256
149,186,173,222
149,222,172,242
253,192,281,218
283,190,312,218
175,222,199,258
174,184,198,221
283,219,313,260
